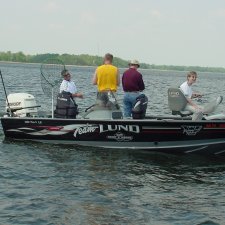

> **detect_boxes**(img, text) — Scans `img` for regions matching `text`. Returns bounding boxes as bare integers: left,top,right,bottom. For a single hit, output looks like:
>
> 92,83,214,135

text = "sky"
1,0,225,67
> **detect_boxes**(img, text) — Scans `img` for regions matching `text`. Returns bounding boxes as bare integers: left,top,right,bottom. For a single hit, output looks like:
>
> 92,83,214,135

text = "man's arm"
72,93,83,98
180,86,201,110
138,74,145,91
92,69,97,85
186,97,201,110
116,68,120,86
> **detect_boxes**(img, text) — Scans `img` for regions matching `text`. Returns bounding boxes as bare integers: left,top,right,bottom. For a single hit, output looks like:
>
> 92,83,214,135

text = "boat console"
82,91,123,120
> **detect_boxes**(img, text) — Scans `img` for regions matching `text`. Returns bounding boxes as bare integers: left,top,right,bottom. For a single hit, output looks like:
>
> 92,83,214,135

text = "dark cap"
61,69,69,77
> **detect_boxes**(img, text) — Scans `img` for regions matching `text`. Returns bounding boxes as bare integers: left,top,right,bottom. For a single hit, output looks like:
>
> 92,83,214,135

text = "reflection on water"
1,138,225,224
0,63,225,224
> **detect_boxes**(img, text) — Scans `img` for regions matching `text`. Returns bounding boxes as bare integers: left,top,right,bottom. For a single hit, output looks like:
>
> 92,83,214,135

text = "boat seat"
168,87,192,117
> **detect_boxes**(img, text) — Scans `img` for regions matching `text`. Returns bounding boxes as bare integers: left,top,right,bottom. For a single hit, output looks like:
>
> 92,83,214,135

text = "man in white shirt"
180,71,222,114
55,69,83,118
60,69,83,98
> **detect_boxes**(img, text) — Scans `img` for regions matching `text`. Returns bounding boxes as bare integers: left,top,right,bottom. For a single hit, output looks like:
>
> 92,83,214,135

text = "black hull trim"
2,117,225,155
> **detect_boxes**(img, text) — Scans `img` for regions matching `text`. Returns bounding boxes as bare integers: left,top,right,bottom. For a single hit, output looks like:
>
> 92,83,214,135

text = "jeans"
123,92,140,117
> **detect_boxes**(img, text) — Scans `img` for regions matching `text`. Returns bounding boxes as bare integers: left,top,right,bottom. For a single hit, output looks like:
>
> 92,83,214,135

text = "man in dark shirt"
122,60,145,117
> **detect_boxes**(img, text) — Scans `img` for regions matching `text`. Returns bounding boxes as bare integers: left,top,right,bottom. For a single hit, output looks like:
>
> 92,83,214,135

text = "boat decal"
9,101,21,107
5,124,99,136
181,125,202,136
142,130,179,134
184,146,208,153
215,149,225,155
28,130,70,136
204,123,225,129
107,132,133,142
142,126,180,130
24,120,43,124
73,124,99,137
6,127,37,132
30,126,64,131
99,124,140,133
18,127,37,131
7,129,24,133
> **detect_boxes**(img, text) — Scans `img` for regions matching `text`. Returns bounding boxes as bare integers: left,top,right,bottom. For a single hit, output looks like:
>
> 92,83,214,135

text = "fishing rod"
0,70,12,116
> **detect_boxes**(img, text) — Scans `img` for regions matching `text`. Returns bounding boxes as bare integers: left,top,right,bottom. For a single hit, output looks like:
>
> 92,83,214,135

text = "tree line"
0,51,225,73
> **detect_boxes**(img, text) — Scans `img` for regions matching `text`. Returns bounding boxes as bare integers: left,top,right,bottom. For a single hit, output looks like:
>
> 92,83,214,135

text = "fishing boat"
1,61,225,155
1,88,225,155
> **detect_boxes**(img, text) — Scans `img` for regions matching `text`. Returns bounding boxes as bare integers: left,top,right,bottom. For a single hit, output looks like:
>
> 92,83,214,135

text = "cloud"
42,1,60,13
150,9,163,19
48,23,64,30
212,9,225,18
79,11,97,25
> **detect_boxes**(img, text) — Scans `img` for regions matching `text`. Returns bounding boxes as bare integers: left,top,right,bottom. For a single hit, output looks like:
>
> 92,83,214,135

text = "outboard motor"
54,91,78,118
132,94,148,119
6,93,38,117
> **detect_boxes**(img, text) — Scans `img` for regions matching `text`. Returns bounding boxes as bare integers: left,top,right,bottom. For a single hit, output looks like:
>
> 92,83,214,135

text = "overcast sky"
1,0,225,67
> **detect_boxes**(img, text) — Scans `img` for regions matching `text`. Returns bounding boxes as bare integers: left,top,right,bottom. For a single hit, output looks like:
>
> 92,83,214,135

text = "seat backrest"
168,88,188,111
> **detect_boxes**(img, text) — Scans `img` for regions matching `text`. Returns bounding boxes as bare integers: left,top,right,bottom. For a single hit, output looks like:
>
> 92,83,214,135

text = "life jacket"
54,91,78,118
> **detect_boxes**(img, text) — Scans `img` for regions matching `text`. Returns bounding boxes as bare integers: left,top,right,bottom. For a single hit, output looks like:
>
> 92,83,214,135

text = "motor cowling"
132,94,148,119
6,93,38,117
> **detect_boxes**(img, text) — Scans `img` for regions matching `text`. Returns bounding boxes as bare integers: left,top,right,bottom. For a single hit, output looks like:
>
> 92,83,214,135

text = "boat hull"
1,117,225,155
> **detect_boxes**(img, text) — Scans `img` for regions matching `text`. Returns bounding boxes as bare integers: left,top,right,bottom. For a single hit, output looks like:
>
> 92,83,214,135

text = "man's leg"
123,93,133,117
184,104,203,120
202,96,223,114
96,92,108,107
183,104,200,113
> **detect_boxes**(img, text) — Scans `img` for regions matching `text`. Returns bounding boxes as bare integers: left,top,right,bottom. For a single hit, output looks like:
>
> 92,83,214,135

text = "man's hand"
193,93,202,98
73,93,83,98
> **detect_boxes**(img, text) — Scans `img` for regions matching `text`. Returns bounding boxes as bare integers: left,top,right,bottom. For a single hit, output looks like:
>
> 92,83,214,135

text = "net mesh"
40,58,65,97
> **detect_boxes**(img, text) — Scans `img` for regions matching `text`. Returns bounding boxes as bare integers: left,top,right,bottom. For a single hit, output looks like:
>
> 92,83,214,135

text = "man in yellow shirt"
92,53,120,107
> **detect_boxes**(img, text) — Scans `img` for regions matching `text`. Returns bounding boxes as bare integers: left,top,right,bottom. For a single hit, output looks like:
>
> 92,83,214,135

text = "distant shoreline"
0,60,95,68
0,51,225,73
1,60,225,74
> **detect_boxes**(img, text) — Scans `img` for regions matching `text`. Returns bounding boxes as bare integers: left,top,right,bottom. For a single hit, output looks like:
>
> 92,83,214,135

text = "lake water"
0,62,225,224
